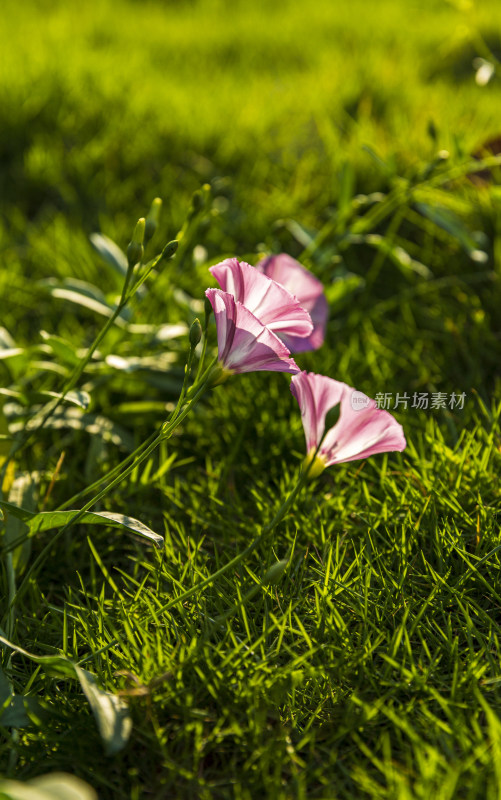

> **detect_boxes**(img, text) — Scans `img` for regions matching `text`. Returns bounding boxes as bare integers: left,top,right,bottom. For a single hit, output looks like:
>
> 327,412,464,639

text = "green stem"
150,458,314,619
169,349,194,424
57,430,159,511
57,339,198,512
58,333,199,513
8,375,212,614
5,552,16,638
78,463,310,667
194,328,209,384
0,300,128,490
186,357,217,398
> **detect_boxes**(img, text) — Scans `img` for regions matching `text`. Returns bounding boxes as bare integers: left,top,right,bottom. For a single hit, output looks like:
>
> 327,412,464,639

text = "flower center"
209,363,234,386
303,449,327,479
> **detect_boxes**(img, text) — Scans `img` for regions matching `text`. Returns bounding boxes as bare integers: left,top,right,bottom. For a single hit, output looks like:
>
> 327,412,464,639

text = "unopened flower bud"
127,218,145,268
161,240,178,261
191,191,203,214
262,559,288,586
189,318,202,348
144,197,162,244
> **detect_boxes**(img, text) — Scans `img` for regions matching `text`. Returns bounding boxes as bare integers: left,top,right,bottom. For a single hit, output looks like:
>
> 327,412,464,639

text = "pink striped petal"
290,371,346,453
210,258,313,339
205,289,299,375
256,254,328,352
291,372,406,467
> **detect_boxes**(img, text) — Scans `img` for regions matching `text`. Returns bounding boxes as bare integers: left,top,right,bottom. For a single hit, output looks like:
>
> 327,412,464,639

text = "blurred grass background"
2,0,501,258
2,1,501,798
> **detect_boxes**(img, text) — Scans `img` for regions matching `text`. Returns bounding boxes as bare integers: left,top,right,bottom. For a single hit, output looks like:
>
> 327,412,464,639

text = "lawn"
1,0,501,798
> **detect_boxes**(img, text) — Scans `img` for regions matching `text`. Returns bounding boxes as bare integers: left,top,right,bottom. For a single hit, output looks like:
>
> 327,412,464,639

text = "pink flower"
256,254,328,352
209,258,313,340
290,372,406,476
205,288,300,378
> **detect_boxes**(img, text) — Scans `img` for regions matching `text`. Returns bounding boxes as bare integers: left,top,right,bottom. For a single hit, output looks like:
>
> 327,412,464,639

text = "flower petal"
321,393,406,465
291,372,406,466
210,258,313,338
256,254,328,352
290,372,347,453
205,288,299,375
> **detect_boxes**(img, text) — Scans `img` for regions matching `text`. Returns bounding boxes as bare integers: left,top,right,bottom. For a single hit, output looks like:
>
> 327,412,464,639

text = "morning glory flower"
290,371,406,477
256,254,328,352
209,258,313,340
205,288,300,379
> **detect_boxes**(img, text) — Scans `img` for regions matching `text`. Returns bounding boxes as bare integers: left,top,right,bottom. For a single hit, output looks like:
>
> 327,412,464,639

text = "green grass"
1,0,501,798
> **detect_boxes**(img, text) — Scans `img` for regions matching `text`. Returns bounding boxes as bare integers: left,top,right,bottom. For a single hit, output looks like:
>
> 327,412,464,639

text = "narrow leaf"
89,233,128,276
75,666,132,756
8,408,133,450
6,472,37,574
0,502,163,547
0,773,97,800
0,388,90,410
0,635,131,755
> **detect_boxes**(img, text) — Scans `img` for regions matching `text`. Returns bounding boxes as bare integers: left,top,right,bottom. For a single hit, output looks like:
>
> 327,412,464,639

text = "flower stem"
77,462,311,666
1,302,127,485
8,372,213,613
137,465,309,617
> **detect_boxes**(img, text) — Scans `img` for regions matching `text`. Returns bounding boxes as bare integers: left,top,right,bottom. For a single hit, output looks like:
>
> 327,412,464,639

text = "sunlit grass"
1,0,501,798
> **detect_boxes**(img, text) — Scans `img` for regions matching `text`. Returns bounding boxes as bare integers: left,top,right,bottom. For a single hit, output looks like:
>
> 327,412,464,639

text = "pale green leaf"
0,635,131,754
0,502,164,547
89,232,128,276
0,773,97,800
75,666,132,756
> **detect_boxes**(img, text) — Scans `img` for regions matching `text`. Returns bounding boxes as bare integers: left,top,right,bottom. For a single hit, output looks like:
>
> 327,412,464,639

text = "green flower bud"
127,217,145,268
262,559,288,586
161,240,179,260
189,318,202,348
132,217,145,245
144,197,162,244
191,190,203,214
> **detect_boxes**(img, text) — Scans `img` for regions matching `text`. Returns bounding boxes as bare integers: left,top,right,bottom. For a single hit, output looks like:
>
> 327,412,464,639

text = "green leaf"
0,327,16,349
39,331,81,367
0,348,25,360
0,635,131,755
5,472,37,574
8,408,134,451
278,218,317,247
325,273,364,308
0,666,30,727
0,502,164,547
39,279,129,327
0,693,32,728
125,322,188,340
90,233,147,299
415,202,487,261
75,666,132,756
0,773,97,800
0,664,42,728
89,232,128,276
363,233,433,279
0,635,76,679
0,389,90,411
